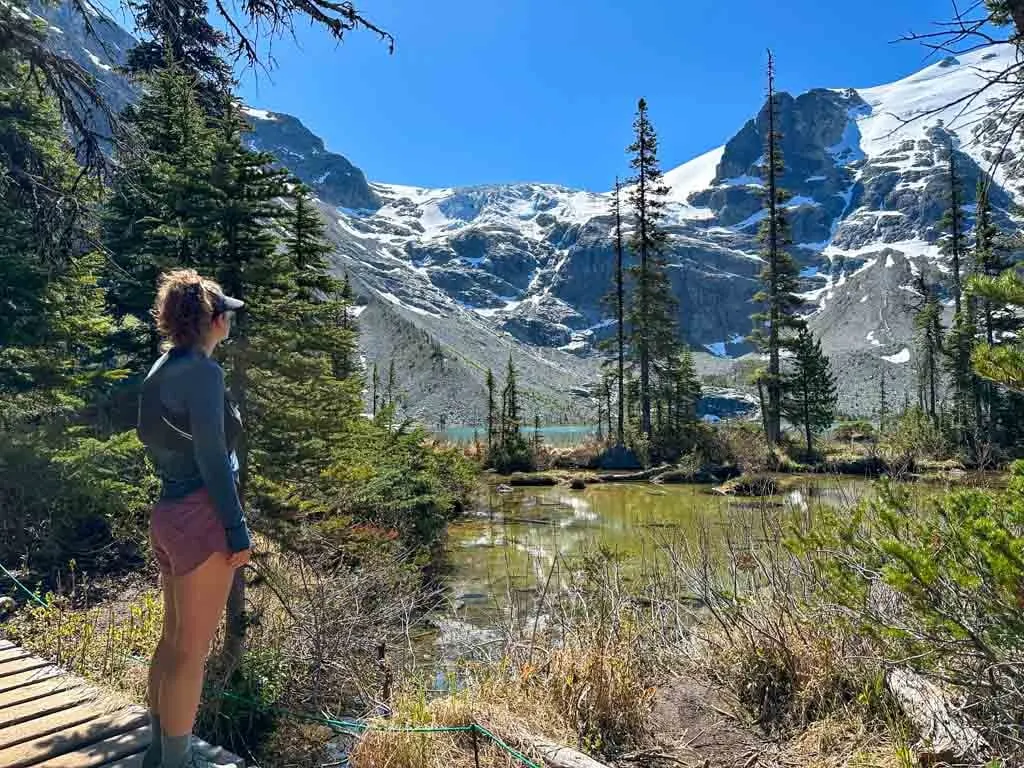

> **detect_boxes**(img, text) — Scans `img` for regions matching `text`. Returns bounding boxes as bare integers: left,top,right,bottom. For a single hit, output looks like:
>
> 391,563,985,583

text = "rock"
495,484,514,493
569,478,586,490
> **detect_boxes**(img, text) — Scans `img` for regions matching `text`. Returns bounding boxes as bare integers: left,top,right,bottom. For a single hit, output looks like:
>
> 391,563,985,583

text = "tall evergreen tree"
603,176,627,446
913,275,944,425
625,98,679,440
971,180,1022,440
941,146,969,317
671,346,702,441
782,327,837,457
501,352,520,444
748,50,804,446
125,0,234,112
104,62,217,366
252,183,362,511
878,366,889,434
0,60,116,424
372,363,380,417
486,367,495,454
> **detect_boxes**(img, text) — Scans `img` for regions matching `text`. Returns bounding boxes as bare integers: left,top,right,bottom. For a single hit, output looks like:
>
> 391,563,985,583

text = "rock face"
34,3,1024,418
242,109,380,211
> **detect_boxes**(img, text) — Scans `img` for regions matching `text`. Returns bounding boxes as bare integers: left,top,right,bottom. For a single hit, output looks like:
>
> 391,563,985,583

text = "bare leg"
160,552,235,738
149,577,178,714
143,577,178,767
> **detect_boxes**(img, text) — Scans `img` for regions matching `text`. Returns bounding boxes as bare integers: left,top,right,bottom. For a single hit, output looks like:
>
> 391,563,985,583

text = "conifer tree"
672,346,702,440
252,183,362,510
372,363,380,417
878,366,889,434
941,146,968,317
626,99,679,440
748,50,805,446
486,368,495,454
104,62,217,366
0,62,116,423
610,177,627,445
125,0,234,112
969,270,1024,393
782,327,837,456
914,276,944,425
502,352,520,444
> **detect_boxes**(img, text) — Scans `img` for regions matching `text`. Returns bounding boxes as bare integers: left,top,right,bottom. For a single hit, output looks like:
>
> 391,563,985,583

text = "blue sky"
115,0,969,190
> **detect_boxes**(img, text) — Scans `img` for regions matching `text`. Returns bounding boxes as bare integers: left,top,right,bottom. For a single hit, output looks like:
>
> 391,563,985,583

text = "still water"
431,478,872,664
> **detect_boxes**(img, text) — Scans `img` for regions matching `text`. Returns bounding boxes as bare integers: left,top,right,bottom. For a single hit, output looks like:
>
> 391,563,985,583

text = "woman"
137,269,252,768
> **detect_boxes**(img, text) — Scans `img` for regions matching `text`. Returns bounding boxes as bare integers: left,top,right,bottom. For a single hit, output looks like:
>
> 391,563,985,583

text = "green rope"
472,724,543,768
0,564,543,767
0,561,46,607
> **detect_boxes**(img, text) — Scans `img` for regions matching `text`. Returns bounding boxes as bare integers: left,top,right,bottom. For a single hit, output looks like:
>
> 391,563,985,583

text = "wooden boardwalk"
0,640,242,768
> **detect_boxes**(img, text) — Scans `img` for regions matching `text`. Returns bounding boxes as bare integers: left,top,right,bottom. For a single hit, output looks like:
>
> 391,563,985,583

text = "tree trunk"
614,179,626,447
886,668,988,764
765,51,782,446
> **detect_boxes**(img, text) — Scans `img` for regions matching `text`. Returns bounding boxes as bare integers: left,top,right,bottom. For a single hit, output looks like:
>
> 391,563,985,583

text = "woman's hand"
228,548,251,569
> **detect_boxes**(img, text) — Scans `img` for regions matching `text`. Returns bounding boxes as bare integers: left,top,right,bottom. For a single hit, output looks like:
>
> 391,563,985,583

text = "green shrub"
832,420,877,443
323,420,476,552
880,407,954,468
0,429,156,581
793,468,1024,758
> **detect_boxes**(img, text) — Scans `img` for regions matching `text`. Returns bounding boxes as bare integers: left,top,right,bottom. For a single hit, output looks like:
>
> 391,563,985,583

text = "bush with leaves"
0,429,156,580
794,470,1024,759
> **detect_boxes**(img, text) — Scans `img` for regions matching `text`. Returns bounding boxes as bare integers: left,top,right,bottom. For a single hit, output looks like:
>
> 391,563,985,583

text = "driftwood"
886,668,988,764
598,464,670,483
506,474,561,487
510,735,611,768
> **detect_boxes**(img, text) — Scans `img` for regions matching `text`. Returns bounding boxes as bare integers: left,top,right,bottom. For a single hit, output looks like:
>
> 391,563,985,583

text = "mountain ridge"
32,1,1024,421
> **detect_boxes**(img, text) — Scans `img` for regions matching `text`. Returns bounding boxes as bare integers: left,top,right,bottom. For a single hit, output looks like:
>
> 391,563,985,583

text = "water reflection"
434,477,876,662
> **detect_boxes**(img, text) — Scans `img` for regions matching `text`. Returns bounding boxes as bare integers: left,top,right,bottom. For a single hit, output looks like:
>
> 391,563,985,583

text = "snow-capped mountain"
31,0,1024,418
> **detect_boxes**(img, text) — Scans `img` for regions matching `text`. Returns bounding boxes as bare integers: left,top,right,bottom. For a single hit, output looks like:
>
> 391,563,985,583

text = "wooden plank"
0,676,78,710
38,725,150,768
0,710,147,768
0,688,99,730
0,667,62,696
0,655,34,676
0,641,14,651
98,755,143,768
0,650,26,664
0,703,101,751
95,738,244,768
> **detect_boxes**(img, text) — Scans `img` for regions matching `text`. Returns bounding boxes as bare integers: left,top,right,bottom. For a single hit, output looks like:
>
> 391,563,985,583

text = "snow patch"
860,295,869,303
704,342,728,357
242,107,275,121
664,145,724,204
379,291,439,317
882,348,911,364
84,50,110,71
885,253,896,268
866,330,883,347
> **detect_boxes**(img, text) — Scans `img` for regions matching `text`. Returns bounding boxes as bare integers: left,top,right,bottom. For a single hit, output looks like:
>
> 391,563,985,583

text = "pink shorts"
150,488,229,577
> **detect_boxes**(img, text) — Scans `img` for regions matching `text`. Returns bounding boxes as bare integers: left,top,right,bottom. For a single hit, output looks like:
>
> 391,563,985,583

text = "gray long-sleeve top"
137,348,251,553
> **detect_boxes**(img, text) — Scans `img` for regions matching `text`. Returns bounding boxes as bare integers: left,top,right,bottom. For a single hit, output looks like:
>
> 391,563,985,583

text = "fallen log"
886,667,988,765
529,740,610,768
597,464,670,483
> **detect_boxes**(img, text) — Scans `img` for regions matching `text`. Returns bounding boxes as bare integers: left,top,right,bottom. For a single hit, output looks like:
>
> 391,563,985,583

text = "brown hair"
153,269,222,349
